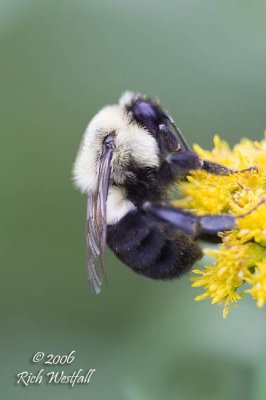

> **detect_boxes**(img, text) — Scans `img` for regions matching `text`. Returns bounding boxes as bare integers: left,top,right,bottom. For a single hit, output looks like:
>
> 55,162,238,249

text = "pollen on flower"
175,134,266,317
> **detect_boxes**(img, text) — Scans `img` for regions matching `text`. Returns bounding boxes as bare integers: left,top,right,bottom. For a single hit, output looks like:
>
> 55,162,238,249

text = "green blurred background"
1,1,266,399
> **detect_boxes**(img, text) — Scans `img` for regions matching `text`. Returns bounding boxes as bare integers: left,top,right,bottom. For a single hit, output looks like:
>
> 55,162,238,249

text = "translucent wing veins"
86,135,115,293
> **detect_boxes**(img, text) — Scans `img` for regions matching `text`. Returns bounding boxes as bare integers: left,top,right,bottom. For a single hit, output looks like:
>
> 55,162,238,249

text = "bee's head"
73,92,182,194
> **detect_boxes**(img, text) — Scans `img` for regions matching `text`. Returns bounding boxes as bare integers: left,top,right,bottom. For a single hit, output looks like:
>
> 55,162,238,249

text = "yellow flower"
246,259,266,308
175,134,266,317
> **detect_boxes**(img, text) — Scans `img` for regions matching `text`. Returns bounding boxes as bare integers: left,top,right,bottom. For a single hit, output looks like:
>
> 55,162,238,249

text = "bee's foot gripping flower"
175,135,266,318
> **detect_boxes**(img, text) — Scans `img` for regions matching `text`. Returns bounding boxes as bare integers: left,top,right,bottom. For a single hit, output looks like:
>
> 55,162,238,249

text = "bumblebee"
73,92,254,293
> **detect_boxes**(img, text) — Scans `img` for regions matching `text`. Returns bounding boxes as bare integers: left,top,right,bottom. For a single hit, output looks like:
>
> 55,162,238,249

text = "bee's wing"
86,137,114,294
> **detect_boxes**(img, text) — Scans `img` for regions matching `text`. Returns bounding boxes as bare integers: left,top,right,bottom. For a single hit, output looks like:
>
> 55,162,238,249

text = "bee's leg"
142,202,236,238
164,150,257,177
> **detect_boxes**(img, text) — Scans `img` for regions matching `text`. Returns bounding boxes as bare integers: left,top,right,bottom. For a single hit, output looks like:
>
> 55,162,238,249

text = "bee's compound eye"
133,100,158,122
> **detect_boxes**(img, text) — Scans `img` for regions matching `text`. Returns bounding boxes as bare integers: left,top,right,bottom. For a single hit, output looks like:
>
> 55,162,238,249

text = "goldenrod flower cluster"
175,135,266,318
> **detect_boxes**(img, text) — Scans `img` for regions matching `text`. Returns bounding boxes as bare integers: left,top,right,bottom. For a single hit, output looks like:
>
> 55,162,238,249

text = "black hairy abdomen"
107,209,202,280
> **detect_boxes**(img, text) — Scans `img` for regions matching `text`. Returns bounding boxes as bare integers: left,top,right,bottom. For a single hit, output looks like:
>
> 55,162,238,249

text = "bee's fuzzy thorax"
106,186,136,225
72,93,160,195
